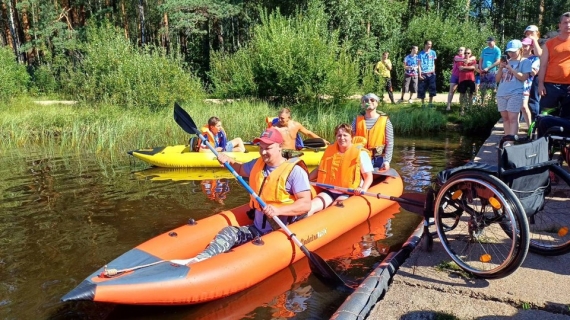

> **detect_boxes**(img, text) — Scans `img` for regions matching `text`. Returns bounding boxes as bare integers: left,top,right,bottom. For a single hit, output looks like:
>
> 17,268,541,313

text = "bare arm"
360,171,373,192
308,168,318,181
537,45,549,96
531,38,543,57
267,190,312,217
297,123,330,144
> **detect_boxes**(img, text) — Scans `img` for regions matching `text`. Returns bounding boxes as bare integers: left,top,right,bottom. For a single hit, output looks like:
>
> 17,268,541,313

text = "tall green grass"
1,98,457,160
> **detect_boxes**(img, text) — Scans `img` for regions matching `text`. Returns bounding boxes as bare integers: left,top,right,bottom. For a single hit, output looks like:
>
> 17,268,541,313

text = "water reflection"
0,132,482,319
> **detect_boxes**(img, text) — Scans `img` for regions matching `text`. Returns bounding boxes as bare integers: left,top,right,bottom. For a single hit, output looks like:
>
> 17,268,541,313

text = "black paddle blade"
303,138,326,149
399,193,427,215
300,246,353,290
173,103,200,135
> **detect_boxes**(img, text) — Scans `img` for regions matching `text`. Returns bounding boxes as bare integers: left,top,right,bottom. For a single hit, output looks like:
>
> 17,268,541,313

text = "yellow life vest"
355,115,388,154
248,158,312,210
316,143,369,189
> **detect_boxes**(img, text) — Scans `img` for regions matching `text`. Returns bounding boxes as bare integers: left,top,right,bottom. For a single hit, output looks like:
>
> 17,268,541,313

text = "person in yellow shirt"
374,52,395,104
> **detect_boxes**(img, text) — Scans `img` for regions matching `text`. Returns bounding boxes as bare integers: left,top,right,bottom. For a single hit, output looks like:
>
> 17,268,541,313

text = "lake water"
0,132,482,319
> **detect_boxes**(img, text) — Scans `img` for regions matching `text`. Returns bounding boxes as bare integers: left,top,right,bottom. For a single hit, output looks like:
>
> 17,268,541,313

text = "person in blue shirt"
479,37,502,104
417,40,437,108
200,116,246,152
398,45,419,103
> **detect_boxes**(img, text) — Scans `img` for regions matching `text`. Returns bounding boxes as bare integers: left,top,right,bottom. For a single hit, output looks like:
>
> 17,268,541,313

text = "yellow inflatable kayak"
128,144,326,168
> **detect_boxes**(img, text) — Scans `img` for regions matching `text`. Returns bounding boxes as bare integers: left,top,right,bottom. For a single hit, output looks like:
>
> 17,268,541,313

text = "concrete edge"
331,221,425,320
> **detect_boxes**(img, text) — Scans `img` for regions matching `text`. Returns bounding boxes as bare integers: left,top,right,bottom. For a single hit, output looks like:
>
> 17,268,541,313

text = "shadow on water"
0,131,483,319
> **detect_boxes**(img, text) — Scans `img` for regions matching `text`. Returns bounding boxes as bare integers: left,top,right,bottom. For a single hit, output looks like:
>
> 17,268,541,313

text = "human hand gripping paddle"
173,103,352,289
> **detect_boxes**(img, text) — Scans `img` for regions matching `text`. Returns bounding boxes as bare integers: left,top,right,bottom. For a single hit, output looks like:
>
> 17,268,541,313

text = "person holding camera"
496,40,532,140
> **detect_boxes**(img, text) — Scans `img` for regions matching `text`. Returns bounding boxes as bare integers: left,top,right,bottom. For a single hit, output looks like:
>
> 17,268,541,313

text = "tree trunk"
1,2,14,49
20,3,33,63
465,0,470,21
162,12,169,51
138,0,145,45
121,0,129,39
7,0,22,62
538,0,544,27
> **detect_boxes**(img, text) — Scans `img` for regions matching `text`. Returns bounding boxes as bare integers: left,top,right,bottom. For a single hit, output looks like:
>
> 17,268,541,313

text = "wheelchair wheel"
434,171,529,279
527,164,570,255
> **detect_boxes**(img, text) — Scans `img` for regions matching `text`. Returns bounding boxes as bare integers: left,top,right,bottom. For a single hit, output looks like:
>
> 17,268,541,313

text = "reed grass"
1,97,457,160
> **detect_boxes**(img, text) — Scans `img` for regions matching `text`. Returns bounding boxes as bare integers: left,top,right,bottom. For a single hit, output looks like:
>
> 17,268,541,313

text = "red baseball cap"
253,127,284,145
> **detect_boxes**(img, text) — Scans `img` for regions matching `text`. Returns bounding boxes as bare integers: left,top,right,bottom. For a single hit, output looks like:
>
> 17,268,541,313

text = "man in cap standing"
181,128,313,265
479,36,502,104
352,93,394,171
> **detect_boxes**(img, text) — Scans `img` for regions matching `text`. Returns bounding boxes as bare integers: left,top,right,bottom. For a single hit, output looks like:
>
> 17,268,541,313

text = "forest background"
1,0,564,109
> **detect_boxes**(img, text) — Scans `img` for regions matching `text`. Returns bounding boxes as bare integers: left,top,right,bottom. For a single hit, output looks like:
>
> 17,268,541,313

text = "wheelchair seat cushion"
437,162,498,186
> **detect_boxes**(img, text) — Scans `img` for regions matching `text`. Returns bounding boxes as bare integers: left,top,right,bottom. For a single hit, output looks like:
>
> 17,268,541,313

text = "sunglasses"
466,52,472,54
363,99,376,103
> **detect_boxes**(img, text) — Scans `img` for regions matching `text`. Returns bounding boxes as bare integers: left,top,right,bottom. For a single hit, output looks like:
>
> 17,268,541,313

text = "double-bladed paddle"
173,103,352,289
310,182,426,215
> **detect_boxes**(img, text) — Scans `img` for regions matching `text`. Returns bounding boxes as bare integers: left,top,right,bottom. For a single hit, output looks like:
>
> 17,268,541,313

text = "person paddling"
306,123,374,216
183,128,313,264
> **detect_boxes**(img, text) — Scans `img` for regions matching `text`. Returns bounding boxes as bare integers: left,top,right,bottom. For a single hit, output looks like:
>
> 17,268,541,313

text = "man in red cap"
181,128,312,265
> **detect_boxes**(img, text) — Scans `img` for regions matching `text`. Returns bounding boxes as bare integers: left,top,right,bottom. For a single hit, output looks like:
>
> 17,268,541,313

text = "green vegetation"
521,301,532,310
0,97,497,157
0,47,29,101
210,3,359,101
435,260,474,279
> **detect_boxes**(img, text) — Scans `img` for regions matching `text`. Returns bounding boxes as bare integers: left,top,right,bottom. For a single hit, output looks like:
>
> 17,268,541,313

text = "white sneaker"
397,99,404,103
408,99,413,103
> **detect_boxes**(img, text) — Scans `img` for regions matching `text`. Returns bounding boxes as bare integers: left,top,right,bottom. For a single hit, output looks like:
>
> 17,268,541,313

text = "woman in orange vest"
307,123,374,216
352,93,395,170
199,116,246,152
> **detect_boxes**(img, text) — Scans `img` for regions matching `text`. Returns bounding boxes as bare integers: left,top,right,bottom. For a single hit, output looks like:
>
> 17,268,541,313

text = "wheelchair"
420,132,570,279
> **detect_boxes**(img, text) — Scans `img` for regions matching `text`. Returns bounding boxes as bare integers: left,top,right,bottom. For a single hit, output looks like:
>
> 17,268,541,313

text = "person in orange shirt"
538,12,570,118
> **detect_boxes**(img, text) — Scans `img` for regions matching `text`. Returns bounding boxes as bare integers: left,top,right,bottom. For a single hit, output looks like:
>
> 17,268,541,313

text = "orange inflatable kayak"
61,173,403,305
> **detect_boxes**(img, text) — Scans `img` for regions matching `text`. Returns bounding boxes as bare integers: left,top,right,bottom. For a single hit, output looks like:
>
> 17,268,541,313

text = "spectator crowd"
375,12,570,142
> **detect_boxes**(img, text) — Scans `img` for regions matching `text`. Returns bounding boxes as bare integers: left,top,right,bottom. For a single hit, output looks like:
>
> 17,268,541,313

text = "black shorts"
458,80,475,94
320,189,347,201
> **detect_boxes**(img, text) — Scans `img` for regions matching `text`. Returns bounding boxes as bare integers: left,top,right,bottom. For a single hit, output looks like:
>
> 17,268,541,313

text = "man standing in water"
268,108,329,150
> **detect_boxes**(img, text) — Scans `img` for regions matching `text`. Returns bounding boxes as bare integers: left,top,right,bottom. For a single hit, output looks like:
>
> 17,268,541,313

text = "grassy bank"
0,97,495,157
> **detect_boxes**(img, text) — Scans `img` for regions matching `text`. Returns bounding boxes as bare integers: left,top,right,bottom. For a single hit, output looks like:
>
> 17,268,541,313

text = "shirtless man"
271,108,329,150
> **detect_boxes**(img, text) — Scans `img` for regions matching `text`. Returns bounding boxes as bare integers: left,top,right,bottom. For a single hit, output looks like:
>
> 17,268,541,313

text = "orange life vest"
354,115,388,154
248,158,312,210
200,125,227,148
316,143,369,189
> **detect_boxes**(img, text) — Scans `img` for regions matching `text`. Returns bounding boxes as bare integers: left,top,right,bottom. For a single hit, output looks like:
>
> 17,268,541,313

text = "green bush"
65,23,205,110
388,106,447,134
29,64,59,96
0,47,29,100
209,2,359,102
460,99,500,135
